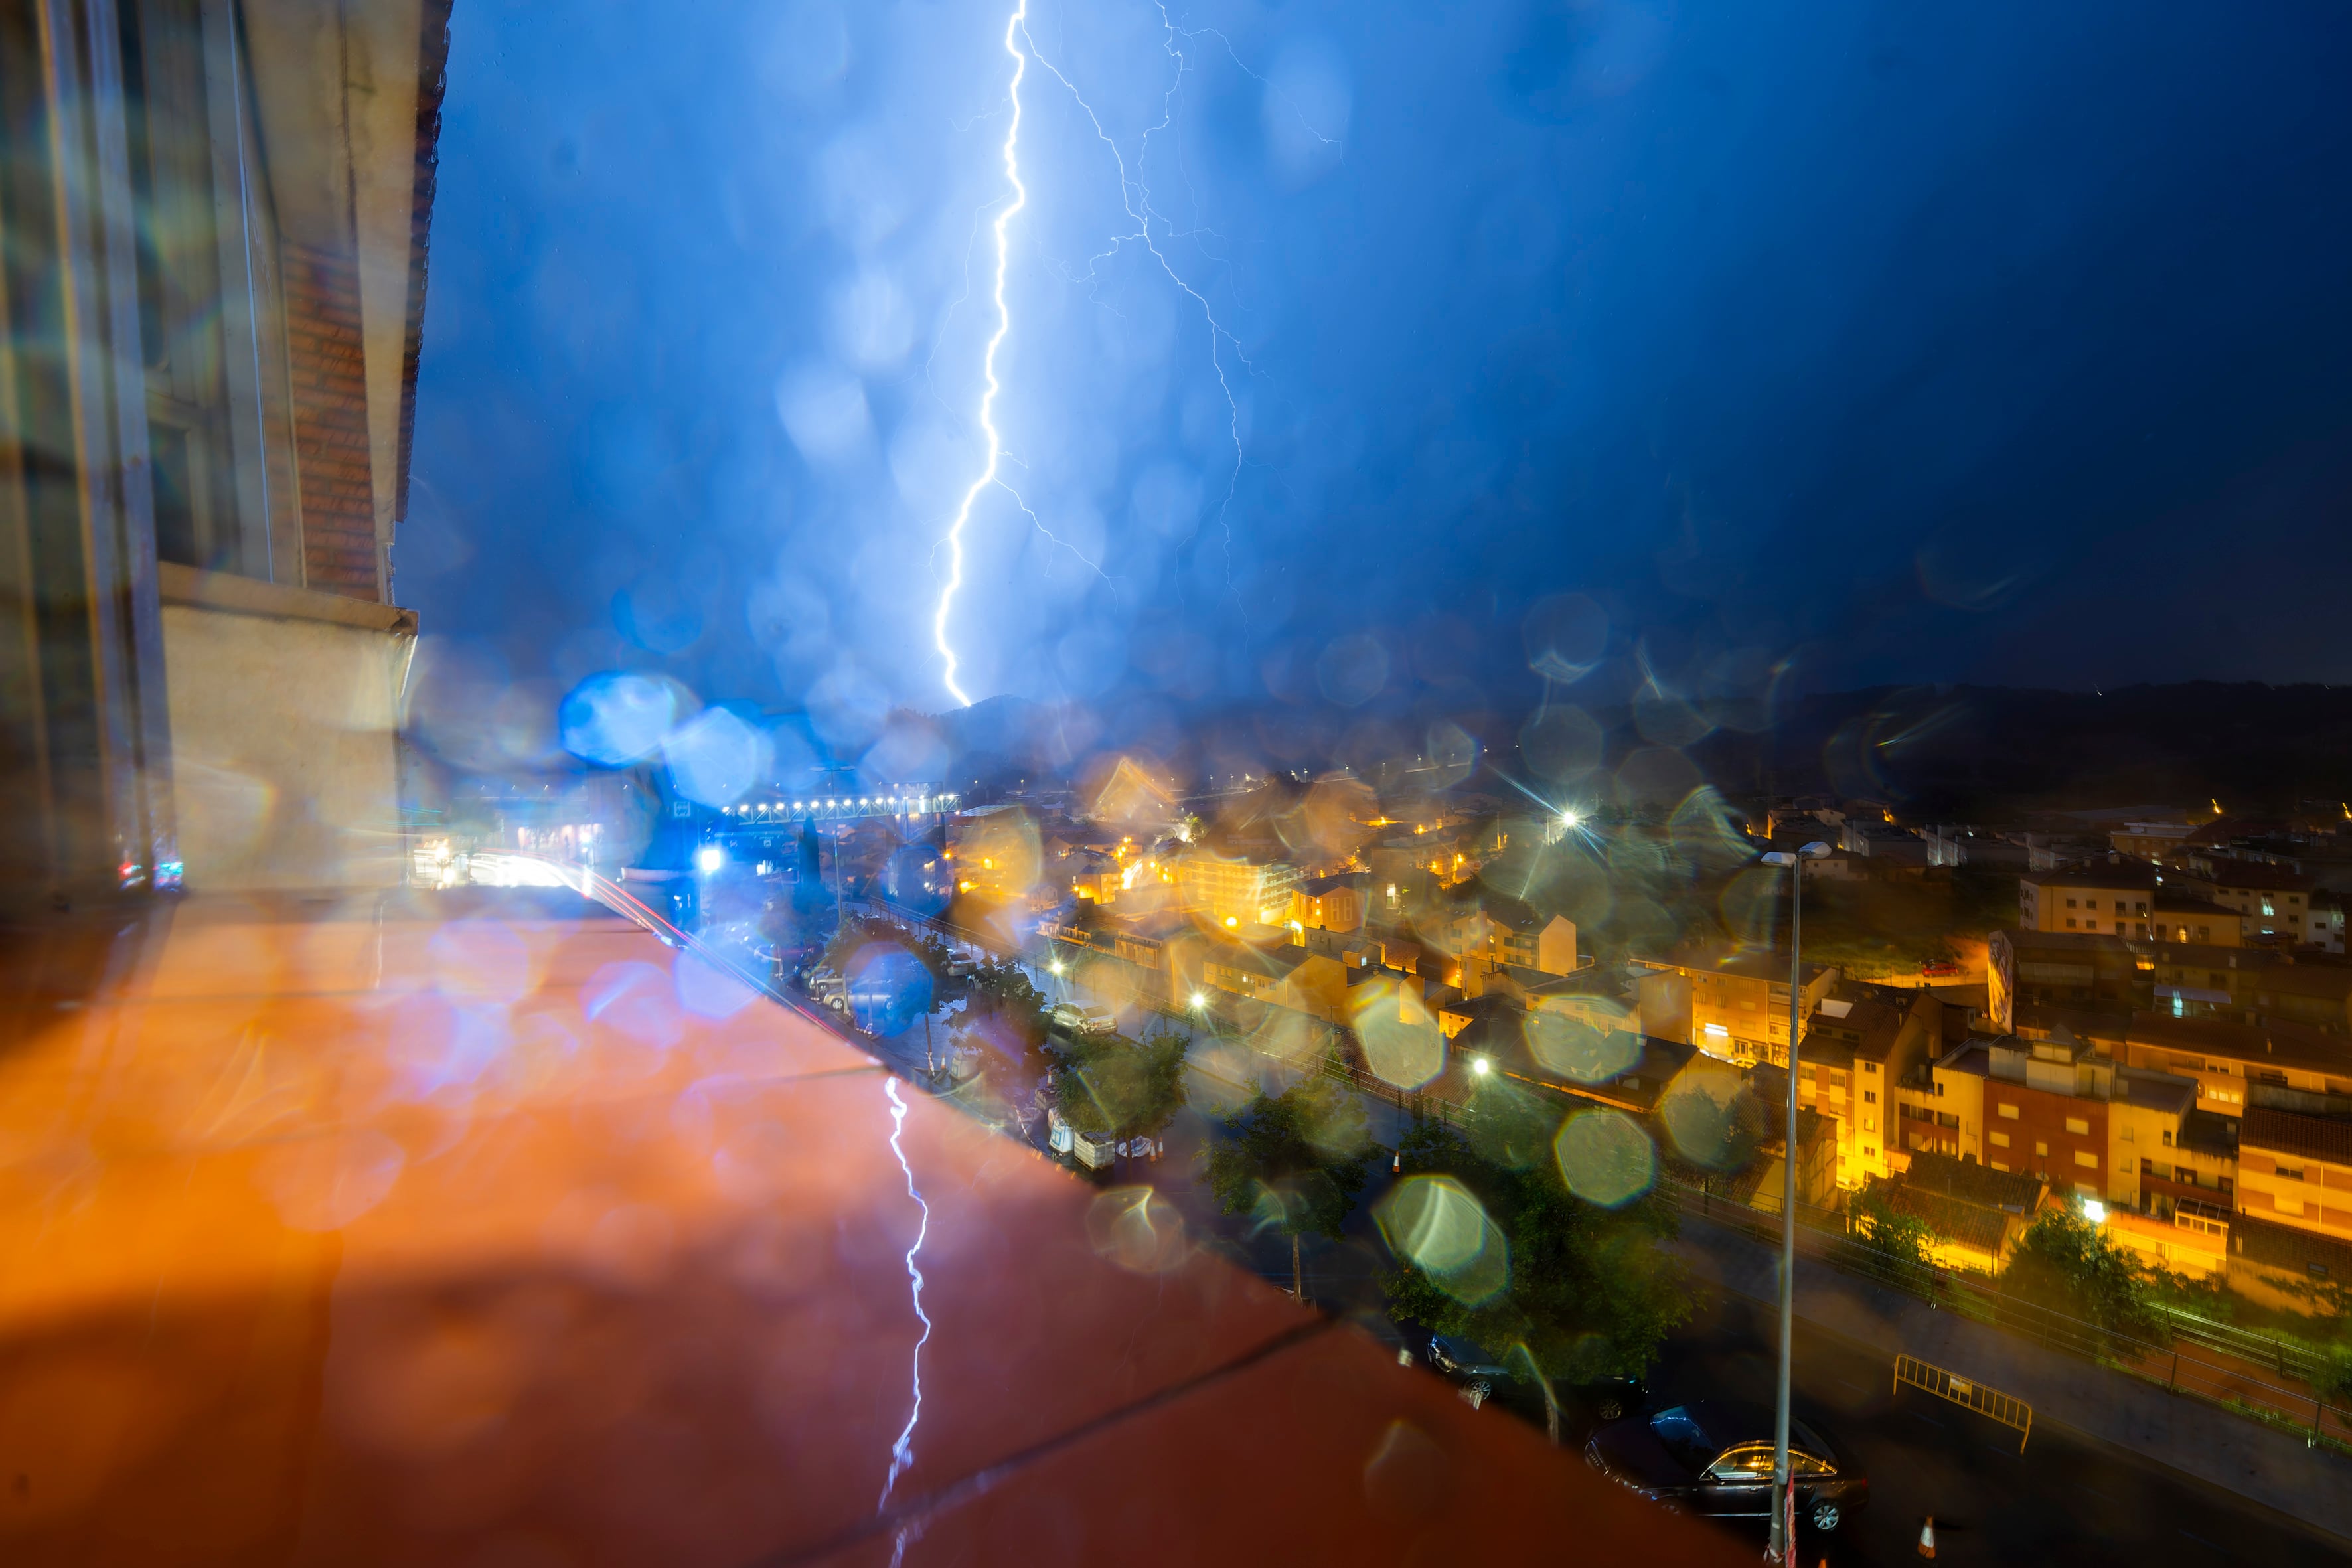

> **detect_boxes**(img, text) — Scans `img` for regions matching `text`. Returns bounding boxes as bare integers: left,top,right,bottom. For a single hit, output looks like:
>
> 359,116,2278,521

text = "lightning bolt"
931,0,1031,709
1025,5,1251,588
932,3,1306,702
877,1075,933,1510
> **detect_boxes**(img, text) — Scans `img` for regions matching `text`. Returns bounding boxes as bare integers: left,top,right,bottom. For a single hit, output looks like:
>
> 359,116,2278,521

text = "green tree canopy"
1204,1075,1373,1245
1851,1183,1935,1271
2003,1202,2167,1342
1380,1118,1689,1384
1049,1032,1188,1142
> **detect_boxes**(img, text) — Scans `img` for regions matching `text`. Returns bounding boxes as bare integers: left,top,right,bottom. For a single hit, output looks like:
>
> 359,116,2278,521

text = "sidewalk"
1672,1212,2352,1544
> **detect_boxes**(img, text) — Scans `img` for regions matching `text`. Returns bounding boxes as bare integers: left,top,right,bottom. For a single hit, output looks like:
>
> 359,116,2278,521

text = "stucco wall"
161,580,414,890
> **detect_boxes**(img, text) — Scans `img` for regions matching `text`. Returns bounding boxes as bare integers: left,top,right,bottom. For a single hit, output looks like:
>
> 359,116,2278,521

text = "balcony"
0,893,1734,1563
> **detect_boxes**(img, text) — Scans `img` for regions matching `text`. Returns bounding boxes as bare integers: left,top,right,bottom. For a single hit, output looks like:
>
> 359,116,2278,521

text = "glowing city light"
1471,1057,1491,1076
877,1077,932,1509
695,844,724,873
931,0,1030,709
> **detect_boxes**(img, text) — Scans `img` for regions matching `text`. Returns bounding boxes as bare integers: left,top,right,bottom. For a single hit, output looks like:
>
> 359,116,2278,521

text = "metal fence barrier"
1667,1180,2352,1457
1894,1354,2032,1452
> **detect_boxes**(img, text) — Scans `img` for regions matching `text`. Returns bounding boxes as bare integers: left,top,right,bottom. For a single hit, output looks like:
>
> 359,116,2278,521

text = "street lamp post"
1759,839,1830,1563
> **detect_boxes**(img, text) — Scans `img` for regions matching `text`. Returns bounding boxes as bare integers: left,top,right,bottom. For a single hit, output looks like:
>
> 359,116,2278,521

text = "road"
1644,1291,2347,1565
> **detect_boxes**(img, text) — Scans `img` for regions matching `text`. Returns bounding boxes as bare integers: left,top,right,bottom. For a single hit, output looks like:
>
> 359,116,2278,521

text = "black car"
1584,1399,1867,1535
1421,1333,1647,1423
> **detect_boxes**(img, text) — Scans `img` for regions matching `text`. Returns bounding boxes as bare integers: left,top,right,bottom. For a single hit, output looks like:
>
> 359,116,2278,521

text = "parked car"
1584,1400,1867,1534
1420,1332,1646,1422
1048,1002,1119,1036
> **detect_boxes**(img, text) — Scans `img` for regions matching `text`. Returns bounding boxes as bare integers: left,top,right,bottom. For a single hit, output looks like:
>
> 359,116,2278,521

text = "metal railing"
1894,1354,2032,1452
1666,1179,2352,1456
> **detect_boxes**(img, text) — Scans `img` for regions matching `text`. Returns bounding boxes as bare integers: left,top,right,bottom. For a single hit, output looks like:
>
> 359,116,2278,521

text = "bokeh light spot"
1524,1008,1640,1084
1553,1108,1656,1207
1085,1185,1188,1274
663,706,771,808
1375,1174,1509,1305
844,944,933,1037
253,1127,405,1231
1354,982,1446,1089
558,671,690,766
1658,1059,1763,1171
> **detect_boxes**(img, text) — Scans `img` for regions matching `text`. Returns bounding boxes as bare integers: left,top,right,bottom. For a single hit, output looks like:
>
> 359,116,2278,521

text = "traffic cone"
1917,1515,1936,1558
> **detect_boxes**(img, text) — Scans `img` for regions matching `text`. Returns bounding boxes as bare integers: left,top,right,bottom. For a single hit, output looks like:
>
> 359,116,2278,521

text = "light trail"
877,1075,933,1510
931,1,1032,709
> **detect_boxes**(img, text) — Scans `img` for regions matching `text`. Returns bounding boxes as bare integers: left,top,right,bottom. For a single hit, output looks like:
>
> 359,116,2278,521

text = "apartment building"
2315,894,2347,956
1200,940,1366,1026
2122,1013,2352,1116
2173,860,2318,944
1900,1035,2205,1212
2150,895,2246,947
1176,852,1302,928
2236,1106,2352,1246
1987,928,2153,1031
1794,990,1943,1188
1289,872,1366,933
1633,951,1839,1069
2019,862,2157,935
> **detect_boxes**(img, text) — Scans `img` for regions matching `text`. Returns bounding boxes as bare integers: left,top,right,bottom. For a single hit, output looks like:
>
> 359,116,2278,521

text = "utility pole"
1761,838,1828,1563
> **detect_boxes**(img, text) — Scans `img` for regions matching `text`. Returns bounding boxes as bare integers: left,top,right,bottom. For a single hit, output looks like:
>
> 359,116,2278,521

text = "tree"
1204,1074,1373,1299
955,958,1054,1077
1850,1183,1936,1273
1048,1032,1188,1146
2003,1202,2168,1344
1379,1119,1690,1395
964,958,1048,1032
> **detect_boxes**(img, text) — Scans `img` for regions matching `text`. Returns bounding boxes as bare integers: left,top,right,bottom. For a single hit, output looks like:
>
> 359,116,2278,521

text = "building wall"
2021,875,2153,937
2152,906,2244,947
1853,1059,1890,1178
1669,964,1838,1066
2190,875,2314,943
284,243,382,596
2105,1098,2183,1213
1291,884,1363,933
1982,1077,2110,1198
2106,1208,2227,1280
2237,1144,2352,1244
1535,917,1579,977
2122,1035,2352,1116
159,569,414,889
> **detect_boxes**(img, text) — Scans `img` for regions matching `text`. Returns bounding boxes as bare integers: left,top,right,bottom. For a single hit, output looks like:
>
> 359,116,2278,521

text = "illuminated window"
1998,1103,2019,1119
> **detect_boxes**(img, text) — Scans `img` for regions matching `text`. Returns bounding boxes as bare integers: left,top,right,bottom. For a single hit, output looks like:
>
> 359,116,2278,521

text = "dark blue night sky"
401,0,2352,763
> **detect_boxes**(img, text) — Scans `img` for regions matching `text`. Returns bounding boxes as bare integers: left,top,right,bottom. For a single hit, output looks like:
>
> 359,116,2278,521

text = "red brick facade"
1984,1081,2109,1194
284,242,380,599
